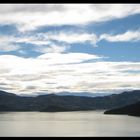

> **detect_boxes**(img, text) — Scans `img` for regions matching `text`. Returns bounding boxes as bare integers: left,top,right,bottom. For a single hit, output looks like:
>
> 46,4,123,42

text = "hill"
104,101,140,117
0,90,140,112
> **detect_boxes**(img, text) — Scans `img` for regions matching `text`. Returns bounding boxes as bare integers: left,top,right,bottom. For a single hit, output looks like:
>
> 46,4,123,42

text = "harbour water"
0,111,140,137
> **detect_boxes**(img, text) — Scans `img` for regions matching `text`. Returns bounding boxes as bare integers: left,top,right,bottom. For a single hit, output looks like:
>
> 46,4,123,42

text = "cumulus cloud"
100,30,140,42
37,52,101,64
0,54,140,95
0,4,140,31
0,4,140,95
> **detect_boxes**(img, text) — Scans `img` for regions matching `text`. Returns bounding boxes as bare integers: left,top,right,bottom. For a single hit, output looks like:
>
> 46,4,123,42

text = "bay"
0,111,140,137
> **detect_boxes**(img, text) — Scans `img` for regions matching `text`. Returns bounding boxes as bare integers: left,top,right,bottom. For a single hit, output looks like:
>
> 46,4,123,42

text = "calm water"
0,111,140,137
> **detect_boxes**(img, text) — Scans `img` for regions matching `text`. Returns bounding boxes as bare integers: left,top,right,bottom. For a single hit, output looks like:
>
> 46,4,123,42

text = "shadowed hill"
0,90,17,96
0,90,140,112
104,101,140,117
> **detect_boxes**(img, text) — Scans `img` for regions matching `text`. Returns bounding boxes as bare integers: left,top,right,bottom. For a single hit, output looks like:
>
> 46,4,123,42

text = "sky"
0,4,140,96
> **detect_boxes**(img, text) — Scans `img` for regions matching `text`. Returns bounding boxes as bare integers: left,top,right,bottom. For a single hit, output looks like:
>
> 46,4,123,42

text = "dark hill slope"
104,101,140,117
0,90,140,112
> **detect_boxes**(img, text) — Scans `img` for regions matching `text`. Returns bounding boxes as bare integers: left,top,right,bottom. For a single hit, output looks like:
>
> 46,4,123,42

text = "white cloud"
15,31,98,46
1,28,140,55
0,31,97,53
34,44,70,53
0,4,140,95
0,36,21,52
42,32,98,45
0,31,97,57
38,52,101,64
100,30,140,42
0,54,140,95
0,43,20,52
0,29,140,55
0,4,140,31
15,35,52,46
0,31,98,53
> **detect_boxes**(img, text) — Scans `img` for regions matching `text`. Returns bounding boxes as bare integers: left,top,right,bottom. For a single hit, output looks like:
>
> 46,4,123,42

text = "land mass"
104,101,140,117
0,90,140,112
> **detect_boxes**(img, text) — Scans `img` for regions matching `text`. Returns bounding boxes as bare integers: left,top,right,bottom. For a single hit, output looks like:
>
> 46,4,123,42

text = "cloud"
1,29,140,55
0,35,21,52
34,44,70,53
0,54,140,95
0,31,97,54
40,32,98,45
38,52,101,64
0,43,20,52
0,4,140,31
1,27,140,55
100,30,140,42
15,31,98,46
0,4,140,95
15,35,52,46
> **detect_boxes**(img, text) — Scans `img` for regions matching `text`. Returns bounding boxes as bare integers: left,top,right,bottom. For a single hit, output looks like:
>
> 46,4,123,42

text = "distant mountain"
19,92,110,97
55,92,110,97
0,90,140,112
104,101,140,117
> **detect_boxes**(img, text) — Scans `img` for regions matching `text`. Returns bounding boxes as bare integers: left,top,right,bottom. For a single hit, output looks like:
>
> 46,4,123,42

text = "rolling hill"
0,90,140,112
